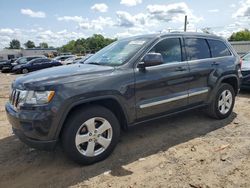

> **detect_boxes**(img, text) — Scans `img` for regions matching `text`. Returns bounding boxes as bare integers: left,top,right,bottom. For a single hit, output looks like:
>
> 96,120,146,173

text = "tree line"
6,30,250,53
228,29,250,41
7,34,116,55
59,34,116,54
8,40,50,49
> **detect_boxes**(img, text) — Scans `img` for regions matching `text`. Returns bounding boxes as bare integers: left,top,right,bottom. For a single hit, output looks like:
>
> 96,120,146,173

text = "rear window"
61,57,69,60
185,38,210,60
243,53,250,60
207,39,231,58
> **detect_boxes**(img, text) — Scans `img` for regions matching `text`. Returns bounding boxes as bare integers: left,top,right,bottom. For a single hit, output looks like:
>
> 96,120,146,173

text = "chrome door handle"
175,67,186,71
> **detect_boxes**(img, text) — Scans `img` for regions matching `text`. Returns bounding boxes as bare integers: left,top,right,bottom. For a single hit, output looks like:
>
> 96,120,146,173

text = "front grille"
10,89,20,108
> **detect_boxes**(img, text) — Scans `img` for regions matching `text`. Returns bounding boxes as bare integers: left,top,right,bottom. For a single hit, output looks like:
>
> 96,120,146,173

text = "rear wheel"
62,105,120,165
206,83,235,119
22,68,29,74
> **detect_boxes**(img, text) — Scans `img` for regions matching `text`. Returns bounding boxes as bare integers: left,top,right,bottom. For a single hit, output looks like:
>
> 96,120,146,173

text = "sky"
0,0,250,49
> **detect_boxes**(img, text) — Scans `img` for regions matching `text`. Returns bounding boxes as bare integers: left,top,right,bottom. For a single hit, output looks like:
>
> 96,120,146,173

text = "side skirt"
129,103,208,127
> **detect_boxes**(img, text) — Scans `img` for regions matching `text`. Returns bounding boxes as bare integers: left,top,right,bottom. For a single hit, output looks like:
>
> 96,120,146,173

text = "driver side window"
149,38,182,64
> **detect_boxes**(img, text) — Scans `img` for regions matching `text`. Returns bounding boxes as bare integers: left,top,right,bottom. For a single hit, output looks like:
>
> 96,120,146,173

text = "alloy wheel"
75,117,113,157
218,89,233,115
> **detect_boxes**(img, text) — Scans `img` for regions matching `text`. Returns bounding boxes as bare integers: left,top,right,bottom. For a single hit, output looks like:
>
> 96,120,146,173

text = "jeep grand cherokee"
6,32,242,164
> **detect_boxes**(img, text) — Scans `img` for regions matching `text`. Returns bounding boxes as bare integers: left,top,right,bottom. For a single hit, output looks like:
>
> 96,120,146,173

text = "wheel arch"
208,74,239,103
56,96,129,139
221,76,239,96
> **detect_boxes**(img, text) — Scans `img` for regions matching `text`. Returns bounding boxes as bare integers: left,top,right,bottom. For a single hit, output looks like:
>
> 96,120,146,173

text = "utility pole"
184,15,187,32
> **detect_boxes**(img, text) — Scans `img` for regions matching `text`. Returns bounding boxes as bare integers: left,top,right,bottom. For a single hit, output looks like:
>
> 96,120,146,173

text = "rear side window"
207,39,231,57
149,38,182,64
27,57,39,61
185,38,210,60
42,59,50,62
32,59,41,64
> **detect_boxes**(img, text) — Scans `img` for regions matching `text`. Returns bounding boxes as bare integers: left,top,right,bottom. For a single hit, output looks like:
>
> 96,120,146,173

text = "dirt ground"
0,73,250,188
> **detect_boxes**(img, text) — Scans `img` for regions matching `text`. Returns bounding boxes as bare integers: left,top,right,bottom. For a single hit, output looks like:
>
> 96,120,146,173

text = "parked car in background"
53,55,75,63
2,56,45,73
0,60,8,70
75,54,94,64
241,52,250,89
12,58,62,74
1,59,18,72
62,56,83,65
6,33,242,165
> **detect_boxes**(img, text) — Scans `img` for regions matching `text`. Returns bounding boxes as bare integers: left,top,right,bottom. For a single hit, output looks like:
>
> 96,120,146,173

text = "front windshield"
16,57,27,64
84,37,153,66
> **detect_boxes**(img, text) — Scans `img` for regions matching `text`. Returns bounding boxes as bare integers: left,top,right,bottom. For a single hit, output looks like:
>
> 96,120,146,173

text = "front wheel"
206,83,235,119
62,105,120,165
22,68,29,74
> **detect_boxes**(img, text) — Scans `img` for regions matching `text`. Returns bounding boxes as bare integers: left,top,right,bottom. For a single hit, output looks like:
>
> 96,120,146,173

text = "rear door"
184,37,215,105
135,37,191,120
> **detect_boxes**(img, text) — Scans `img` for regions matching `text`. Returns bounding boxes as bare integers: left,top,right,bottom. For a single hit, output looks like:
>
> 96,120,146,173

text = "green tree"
24,40,35,49
229,29,250,41
58,34,116,54
74,38,86,54
39,42,49,48
60,40,76,53
9,39,21,49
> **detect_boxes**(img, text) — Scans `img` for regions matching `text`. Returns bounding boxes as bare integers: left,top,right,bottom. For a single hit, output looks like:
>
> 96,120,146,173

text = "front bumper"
13,129,57,150
5,102,57,150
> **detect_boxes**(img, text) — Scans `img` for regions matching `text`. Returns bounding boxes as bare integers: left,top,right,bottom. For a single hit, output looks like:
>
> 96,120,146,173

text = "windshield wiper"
86,62,102,65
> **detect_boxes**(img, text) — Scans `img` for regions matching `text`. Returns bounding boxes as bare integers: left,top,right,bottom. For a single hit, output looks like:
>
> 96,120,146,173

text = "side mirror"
138,53,164,69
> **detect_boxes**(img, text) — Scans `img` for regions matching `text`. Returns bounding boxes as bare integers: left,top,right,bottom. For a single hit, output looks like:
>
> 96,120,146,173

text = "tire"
22,68,29,74
206,83,235,119
62,105,120,165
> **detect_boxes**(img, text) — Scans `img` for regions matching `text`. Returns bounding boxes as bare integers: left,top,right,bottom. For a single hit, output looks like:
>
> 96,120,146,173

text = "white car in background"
53,55,76,64
241,52,250,89
75,54,94,64
62,56,83,65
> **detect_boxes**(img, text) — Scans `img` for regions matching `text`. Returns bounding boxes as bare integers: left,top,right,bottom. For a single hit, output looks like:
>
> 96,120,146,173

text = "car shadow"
239,89,250,99
0,109,237,188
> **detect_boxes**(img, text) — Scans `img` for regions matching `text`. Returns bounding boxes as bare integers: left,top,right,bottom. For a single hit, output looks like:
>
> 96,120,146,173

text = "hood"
12,64,24,69
13,64,115,90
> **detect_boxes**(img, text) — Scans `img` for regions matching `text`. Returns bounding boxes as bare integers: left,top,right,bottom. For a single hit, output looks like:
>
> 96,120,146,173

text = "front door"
31,59,43,71
135,37,191,121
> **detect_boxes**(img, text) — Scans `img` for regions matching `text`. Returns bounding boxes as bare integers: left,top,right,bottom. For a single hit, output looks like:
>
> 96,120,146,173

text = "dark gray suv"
5,32,242,164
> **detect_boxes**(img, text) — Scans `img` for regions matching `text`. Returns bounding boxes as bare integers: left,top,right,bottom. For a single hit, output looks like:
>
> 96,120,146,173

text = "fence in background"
230,41,250,56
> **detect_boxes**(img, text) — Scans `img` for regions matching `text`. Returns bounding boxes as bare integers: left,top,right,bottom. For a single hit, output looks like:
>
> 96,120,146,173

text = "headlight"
18,90,55,105
26,91,55,104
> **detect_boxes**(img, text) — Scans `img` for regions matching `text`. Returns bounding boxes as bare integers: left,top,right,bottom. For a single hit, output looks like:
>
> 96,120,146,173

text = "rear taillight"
239,58,243,70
